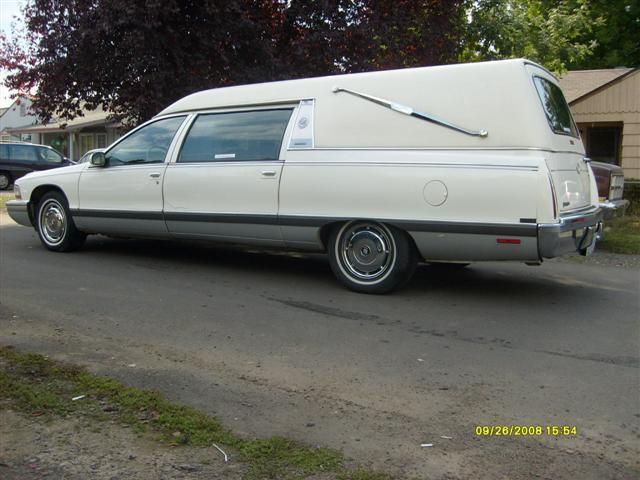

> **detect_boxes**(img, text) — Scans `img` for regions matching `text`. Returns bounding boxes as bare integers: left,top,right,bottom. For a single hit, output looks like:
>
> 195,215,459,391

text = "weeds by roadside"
599,216,640,255
0,193,14,210
0,346,390,480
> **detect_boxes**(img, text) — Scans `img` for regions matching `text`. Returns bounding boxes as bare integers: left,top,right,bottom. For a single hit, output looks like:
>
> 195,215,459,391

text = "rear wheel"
328,221,417,294
0,172,10,190
36,191,86,252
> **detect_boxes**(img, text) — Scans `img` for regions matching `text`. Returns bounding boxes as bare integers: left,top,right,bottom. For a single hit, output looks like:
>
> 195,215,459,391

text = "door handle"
149,172,161,178
261,170,277,177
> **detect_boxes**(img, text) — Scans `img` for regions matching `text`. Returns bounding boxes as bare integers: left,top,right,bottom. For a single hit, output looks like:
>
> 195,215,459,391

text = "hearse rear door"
162,107,295,245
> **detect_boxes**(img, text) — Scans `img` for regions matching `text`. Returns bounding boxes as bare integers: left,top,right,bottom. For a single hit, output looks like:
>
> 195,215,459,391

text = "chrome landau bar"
332,86,489,138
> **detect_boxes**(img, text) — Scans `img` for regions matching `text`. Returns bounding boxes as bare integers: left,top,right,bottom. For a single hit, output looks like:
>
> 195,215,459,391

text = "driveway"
0,212,638,479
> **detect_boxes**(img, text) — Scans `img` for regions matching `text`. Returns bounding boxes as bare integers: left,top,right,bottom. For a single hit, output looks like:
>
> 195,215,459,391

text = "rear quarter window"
178,109,293,163
533,76,578,138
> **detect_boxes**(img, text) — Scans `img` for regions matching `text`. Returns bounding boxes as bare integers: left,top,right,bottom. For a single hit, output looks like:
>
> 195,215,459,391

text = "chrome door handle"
149,172,161,178
261,170,277,177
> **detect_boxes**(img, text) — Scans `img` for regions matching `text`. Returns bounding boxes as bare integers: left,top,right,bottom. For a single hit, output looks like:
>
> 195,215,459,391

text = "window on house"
95,133,107,149
178,109,293,163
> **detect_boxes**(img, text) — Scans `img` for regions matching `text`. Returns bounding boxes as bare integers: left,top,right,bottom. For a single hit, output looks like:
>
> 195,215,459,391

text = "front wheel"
36,191,86,252
328,221,417,294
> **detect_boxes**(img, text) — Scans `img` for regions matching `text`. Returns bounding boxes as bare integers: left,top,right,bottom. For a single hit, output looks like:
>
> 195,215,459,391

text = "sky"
0,0,26,108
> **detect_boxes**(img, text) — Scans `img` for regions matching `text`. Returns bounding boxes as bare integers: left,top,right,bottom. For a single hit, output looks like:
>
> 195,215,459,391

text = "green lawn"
599,215,640,255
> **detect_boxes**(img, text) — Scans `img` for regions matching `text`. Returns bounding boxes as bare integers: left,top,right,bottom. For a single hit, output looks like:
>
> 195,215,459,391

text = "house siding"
570,71,640,178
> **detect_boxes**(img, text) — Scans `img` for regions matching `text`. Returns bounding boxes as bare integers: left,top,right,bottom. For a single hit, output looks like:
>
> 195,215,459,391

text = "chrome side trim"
283,161,538,170
285,146,584,154
6,200,32,227
332,86,488,138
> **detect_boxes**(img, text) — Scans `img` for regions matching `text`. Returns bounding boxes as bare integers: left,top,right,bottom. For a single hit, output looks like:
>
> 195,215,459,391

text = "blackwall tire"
0,172,10,190
328,221,417,294
36,191,86,252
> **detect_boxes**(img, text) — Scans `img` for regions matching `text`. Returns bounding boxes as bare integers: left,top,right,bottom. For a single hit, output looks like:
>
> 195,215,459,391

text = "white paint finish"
159,59,569,151
279,150,540,225
16,163,86,208
423,180,448,206
78,164,166,212
162,162,283,240
545,151,592,212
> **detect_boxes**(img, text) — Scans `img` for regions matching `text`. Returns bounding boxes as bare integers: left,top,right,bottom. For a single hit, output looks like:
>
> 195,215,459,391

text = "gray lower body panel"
6,200,32,227
410,231,539,261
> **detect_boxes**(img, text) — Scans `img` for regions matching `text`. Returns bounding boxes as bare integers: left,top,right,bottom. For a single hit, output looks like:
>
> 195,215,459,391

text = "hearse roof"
158,59,580,152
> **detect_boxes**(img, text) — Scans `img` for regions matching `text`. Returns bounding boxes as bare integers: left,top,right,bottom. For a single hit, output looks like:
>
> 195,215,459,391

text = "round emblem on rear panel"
297,117,309,129
423,180,448,207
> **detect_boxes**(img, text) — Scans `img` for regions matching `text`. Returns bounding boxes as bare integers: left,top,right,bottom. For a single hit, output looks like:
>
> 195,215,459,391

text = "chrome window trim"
93,113,189,169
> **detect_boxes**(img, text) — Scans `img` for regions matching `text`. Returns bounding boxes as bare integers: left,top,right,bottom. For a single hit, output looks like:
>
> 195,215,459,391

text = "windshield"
533,76,578,138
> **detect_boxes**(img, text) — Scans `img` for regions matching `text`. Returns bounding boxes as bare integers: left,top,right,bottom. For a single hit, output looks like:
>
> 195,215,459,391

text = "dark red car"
590,161,629,219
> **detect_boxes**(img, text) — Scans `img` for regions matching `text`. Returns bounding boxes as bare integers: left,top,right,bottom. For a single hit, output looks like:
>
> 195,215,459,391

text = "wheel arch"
318,218,422,260
28,185,68,225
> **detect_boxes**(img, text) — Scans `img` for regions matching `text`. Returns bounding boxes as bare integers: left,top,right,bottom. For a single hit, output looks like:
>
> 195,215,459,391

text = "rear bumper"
6,200,32,227
538,207,603,258
599,199,629,220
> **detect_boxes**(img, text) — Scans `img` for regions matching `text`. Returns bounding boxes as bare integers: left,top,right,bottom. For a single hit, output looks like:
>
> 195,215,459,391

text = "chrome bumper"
599,199,629,220
6,200,32,227
538,207,603,258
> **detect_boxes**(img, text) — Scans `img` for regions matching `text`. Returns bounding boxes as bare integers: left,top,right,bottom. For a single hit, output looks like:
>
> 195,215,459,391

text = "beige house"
8,106,123,161
560,68,639,179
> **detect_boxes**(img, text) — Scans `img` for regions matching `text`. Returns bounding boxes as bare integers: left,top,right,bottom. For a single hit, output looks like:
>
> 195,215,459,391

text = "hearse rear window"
178,109,293,163
533,76,578,137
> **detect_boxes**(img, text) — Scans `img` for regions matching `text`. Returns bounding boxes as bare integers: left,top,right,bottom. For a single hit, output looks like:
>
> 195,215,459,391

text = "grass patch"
599,215,640,255
0,193,13,210
0,345,390,480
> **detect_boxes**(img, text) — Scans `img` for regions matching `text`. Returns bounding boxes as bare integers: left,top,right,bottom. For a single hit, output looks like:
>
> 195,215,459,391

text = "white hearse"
8,59,613,293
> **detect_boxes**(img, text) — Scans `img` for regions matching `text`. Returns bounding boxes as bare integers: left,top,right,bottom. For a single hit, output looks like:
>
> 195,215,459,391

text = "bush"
624,181,640,216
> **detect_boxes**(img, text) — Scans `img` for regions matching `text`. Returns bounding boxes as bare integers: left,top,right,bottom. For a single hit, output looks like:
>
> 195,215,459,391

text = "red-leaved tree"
1,0,464,126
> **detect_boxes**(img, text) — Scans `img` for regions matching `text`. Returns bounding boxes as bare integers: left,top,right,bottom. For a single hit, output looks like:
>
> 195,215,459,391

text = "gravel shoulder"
0,410,243,480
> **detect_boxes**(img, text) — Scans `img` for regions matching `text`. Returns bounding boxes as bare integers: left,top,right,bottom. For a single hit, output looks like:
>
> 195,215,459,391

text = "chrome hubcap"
0,175,9,189
339,222,394,282
39,200,66,245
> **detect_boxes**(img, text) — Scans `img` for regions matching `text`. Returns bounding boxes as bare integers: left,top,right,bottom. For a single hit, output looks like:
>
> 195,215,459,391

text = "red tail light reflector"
497,238,521,245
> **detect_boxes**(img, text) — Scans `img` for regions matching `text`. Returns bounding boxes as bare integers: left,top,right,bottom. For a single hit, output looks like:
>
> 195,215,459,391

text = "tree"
462,0,639,72
0,0,465,126
573,0,640,69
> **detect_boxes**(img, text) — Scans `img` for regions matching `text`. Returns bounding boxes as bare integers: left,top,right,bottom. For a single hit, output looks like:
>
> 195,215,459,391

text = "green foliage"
463,0,638,72
599,215,640,255
462,0,604,72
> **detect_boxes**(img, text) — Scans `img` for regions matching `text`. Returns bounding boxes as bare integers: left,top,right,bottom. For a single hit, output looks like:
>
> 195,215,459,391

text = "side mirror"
90,151,106,167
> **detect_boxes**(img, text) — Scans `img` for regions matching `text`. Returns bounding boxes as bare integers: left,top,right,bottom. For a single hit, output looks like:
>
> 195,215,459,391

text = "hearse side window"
106,116,186,166
178,109,293,163
533,76,578,138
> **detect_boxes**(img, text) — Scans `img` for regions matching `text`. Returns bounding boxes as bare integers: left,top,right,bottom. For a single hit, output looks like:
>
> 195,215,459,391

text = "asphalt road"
1,211,639,479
